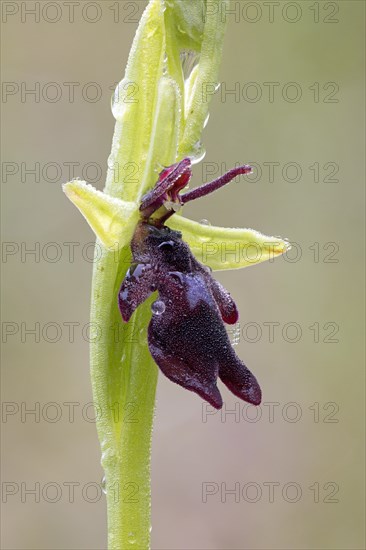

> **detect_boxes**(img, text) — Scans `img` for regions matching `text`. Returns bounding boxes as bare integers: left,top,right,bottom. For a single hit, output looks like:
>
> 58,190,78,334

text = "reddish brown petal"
118,221,262,408
219,359,262,406
118,263,154,322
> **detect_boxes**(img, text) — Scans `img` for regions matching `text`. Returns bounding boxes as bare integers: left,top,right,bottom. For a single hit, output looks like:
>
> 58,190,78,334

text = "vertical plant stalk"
88,2,229,548
65,1,288,548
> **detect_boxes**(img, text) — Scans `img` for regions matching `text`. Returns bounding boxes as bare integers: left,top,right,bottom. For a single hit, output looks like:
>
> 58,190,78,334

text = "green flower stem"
63,0,289,543
90,245,157,548
64,1,288,548
84,2,229,549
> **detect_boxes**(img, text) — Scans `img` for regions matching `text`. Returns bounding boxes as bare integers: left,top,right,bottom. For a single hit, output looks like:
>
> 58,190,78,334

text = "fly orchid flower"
62,1,289,548
118,158,261,409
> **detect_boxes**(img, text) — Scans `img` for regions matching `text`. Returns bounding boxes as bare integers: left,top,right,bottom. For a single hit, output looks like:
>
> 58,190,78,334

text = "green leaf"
139,76,181,197
107,0,167,202
178,0,229,157
164,0,207,51
89,246,157,549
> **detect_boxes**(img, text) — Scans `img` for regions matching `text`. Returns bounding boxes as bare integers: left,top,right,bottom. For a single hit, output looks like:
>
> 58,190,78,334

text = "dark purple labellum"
118,158,261,409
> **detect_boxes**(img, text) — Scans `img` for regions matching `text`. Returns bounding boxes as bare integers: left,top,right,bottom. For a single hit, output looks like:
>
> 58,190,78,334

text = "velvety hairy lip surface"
118,159,262,409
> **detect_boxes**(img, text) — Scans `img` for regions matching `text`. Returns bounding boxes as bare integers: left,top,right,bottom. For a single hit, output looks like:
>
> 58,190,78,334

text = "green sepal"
167,215,289,270
63,180,139,249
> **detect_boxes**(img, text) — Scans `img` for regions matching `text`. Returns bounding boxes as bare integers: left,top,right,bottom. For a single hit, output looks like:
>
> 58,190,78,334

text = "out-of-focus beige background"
1,1,365,549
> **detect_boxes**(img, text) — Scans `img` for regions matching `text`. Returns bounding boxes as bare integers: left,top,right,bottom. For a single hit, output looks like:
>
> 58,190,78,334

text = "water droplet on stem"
180,50,200,80
101,475,107,495
190,141,206,164
127,532,136,545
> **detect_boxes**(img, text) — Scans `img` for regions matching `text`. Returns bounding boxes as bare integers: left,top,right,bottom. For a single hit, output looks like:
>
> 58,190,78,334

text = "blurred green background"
1,1,365,549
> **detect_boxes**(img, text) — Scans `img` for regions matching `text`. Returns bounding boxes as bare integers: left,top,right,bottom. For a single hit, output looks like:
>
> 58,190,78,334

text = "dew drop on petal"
111,82,125,120
199,219,211,226
101,475,107,495
151,300,166,315
190,141,206,165
162,53,168,75
107,154,116,170
229,323,241,346
177,24,187,35
127,532,136,545
180,50,200,80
